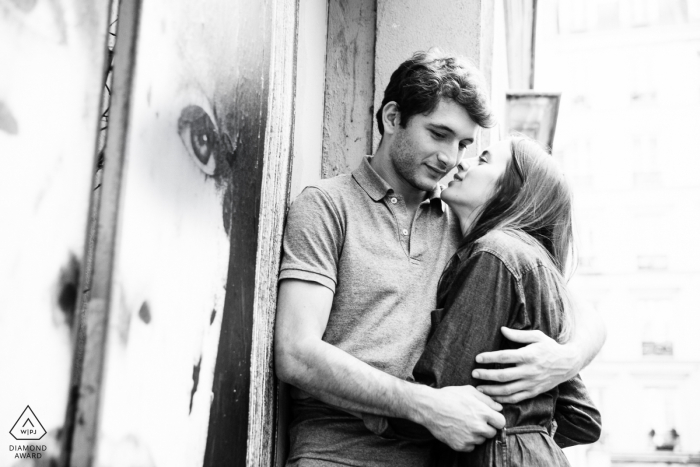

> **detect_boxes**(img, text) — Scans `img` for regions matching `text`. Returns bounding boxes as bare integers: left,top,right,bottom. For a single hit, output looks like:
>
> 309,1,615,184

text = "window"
639,299,674,356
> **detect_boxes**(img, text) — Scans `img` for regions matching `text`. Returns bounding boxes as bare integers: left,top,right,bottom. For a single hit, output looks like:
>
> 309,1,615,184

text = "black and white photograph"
1,0,699,466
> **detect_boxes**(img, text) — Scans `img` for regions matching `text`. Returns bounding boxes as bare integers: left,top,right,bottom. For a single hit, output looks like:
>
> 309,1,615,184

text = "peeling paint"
210,309,216,325
189,356,202,415
56,253,80,328
138,301,151,324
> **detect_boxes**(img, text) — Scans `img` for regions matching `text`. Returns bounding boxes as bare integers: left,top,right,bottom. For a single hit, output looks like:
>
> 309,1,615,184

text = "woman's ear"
381,101,401,135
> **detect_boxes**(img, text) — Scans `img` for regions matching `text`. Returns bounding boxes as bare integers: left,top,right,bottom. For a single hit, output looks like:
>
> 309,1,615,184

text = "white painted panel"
0,1,109,463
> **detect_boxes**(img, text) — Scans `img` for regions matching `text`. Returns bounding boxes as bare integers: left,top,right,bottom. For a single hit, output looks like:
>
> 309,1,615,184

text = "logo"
9,406,46,441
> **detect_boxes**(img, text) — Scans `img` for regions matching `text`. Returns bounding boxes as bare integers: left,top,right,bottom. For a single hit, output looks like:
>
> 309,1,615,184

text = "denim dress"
364,229,602,466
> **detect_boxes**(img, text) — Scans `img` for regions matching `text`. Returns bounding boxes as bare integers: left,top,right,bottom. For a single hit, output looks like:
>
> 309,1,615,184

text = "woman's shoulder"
471,229,547,278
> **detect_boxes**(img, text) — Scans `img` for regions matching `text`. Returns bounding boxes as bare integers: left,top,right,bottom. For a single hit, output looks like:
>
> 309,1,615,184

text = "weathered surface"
322,0,377,177
0,0,110,463
374,0,495,155
201,0,275,465
246,1,297,465
69,0,274,464
70,0,143,463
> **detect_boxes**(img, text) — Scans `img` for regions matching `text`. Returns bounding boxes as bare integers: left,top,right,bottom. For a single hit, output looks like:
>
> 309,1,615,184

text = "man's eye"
431,130,445,139
459,142,469,151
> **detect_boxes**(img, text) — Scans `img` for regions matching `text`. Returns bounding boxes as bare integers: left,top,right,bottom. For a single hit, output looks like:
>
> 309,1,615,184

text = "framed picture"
505,91,561,149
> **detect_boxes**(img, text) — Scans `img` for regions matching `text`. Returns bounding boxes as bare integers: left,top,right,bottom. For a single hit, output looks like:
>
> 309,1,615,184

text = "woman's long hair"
438,135,576,342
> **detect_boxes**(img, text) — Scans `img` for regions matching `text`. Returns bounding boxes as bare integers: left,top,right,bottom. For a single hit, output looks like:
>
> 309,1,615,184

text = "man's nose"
436,147,460,169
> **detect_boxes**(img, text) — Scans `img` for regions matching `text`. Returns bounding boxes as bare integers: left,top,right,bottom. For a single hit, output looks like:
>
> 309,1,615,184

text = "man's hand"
415,385,506,452
473,327,580,404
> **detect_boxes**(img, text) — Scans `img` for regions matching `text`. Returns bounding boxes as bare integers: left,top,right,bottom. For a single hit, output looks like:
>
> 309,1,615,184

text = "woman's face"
441,139,512,216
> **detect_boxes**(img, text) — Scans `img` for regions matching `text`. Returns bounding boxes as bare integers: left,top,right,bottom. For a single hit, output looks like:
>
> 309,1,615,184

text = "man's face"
388,99,478,191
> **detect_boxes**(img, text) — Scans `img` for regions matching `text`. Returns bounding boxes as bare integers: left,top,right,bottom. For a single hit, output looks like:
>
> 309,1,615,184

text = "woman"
364,135,602,466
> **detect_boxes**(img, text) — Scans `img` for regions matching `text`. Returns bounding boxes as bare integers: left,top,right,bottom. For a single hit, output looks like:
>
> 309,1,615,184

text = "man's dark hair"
376,49,495,135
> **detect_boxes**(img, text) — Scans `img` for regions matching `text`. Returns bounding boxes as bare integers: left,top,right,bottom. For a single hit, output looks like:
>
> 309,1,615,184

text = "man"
275,50,605,466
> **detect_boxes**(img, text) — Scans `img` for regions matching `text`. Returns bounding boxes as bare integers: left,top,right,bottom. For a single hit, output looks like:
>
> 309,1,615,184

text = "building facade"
536,0,700,464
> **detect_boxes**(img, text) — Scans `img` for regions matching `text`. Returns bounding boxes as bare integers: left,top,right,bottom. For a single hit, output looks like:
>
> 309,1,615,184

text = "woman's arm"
553,375,602,448
365,251,514,441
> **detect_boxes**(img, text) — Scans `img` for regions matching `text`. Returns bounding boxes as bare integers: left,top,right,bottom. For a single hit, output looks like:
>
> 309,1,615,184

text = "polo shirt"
279,156,461,466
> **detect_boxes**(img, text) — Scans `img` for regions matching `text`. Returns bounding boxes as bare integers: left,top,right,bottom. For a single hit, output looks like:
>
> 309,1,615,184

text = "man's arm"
274,278,506,452
473,300,606,404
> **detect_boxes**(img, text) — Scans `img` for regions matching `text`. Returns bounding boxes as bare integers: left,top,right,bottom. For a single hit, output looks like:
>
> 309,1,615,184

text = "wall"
321,0,377,178
536,0,700,464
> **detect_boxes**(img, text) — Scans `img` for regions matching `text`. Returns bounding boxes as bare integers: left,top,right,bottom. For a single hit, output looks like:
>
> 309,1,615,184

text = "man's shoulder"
311,173,357,193
291,173,363,214
296,173,357,199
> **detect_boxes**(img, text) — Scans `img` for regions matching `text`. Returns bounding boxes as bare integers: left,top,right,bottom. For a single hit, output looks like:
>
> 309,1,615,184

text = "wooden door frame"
245,0,299,465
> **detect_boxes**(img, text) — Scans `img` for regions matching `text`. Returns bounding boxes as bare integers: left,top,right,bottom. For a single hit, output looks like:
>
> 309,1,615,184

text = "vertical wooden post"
322,0,378,177
202,0,275,465
246,0,298,465
70,0,142,464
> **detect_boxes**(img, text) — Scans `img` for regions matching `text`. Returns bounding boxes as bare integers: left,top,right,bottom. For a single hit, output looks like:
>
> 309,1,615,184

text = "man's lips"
425,165,447,177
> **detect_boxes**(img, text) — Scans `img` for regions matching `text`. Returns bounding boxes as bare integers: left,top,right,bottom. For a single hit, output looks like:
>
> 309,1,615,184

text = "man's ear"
382,101,401,135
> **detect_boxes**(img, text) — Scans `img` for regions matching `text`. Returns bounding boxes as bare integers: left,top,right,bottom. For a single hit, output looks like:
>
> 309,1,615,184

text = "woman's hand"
472,327,582,404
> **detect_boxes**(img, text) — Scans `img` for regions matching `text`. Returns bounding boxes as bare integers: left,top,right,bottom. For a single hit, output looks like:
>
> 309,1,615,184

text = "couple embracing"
275,50,604,466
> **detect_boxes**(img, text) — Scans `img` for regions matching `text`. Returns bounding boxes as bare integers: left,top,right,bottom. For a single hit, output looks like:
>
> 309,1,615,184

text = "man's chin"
417,174,441,191
401,169,439,192
411,179,439,192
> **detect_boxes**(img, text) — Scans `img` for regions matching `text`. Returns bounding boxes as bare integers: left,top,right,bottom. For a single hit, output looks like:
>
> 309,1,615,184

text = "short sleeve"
279,186,344,293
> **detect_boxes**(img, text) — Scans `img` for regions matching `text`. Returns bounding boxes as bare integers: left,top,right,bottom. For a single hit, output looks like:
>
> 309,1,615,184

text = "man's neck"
371,145,426,212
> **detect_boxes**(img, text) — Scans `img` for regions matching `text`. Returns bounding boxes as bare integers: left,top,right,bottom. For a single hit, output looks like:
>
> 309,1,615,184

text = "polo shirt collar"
352,156,392,202
352,156,446,213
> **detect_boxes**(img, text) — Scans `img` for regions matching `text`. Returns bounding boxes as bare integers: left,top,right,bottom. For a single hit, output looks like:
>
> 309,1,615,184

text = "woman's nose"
458,157,477,173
